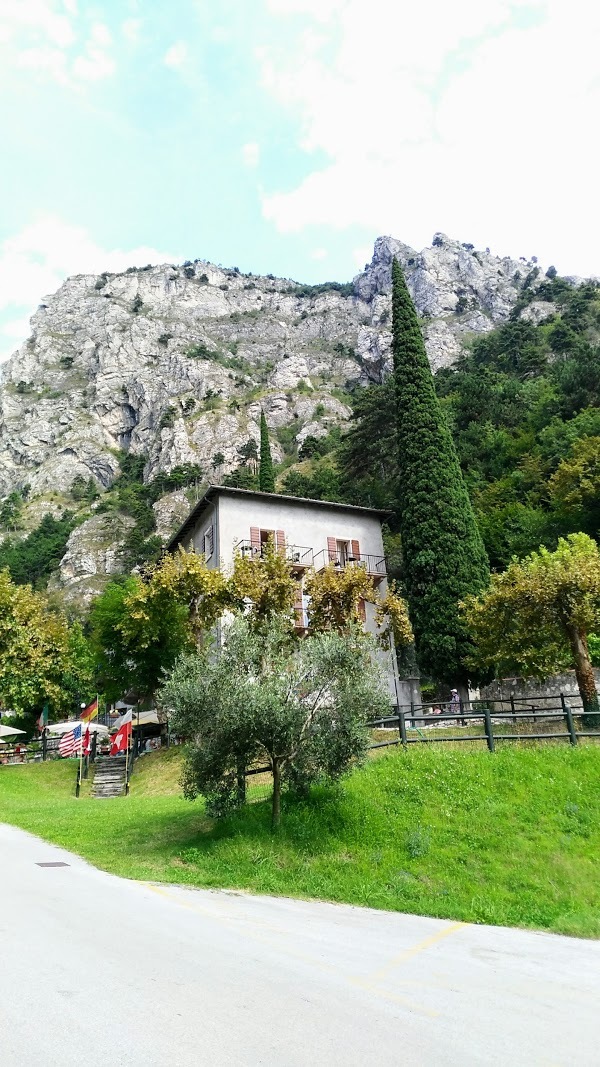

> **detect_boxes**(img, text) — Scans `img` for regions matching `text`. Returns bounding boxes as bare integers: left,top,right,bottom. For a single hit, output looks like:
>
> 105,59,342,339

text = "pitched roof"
167,484,389,550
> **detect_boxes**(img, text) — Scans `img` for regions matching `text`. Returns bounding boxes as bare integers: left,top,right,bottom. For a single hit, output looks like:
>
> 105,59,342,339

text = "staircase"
91,756,127,798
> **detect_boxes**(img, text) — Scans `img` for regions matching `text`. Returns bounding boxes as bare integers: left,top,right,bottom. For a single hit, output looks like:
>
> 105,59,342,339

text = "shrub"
185,342,214,360
159,406,177,430
131,295,143,314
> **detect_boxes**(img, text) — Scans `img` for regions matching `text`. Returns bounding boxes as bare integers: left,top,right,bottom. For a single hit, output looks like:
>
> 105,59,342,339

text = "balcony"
235,541,314,572
313,550,387,582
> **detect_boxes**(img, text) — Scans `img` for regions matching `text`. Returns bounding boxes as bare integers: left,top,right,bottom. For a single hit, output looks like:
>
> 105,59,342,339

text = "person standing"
450,688,467,726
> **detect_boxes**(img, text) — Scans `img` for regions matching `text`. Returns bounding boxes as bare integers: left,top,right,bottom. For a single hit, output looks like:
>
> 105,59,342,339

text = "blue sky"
0,0,598,361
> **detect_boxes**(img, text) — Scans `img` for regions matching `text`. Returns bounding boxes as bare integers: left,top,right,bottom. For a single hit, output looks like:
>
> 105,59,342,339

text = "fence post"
409,700,415,729
510,694,517,727
561,693,578,746
483,705,495,752
398,706,407,747
42,729,47,762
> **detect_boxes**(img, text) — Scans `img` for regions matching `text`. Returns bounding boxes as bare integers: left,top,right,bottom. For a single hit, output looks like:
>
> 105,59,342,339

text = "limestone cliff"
0,232,543,596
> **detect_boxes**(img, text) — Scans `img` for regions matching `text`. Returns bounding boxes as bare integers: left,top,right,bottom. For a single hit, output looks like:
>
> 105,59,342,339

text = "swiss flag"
110,710,132,756
83,727,91,756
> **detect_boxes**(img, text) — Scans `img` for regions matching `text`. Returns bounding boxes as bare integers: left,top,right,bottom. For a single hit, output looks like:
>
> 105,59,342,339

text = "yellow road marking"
364,921,466,984
143,882,439,1016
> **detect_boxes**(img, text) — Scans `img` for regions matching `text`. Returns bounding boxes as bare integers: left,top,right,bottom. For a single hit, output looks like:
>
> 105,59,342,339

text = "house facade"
168,486,415,704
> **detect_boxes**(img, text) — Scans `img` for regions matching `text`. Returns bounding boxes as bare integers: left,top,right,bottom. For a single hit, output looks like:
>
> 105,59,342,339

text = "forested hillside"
276,274,600,570
0,268,598,591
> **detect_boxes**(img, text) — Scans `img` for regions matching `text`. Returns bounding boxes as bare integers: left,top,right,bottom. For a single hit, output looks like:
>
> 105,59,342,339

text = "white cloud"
72,45,115,81
0,1,116,86
241,142,260,168
122,18,142,43
89,22,111,47
0,217,180,363
0,0,76,48
352,246,372,269
260,0,600,276
164,41,188,70
311,247,327,260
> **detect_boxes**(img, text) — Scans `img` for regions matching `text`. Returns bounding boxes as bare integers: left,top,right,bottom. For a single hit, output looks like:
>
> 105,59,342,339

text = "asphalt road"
1,823,599,1066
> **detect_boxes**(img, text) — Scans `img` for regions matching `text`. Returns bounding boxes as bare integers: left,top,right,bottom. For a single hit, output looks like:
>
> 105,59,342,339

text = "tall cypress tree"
391,257,489,689
259,410,275,492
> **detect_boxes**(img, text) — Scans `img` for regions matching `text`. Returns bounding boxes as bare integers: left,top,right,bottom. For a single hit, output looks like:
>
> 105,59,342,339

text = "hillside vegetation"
285,274,600,569
1,271,597,585
1,744,599,938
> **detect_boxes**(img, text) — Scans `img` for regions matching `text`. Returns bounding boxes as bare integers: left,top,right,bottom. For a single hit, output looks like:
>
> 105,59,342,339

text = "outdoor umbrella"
46,720,109,735
112,709,159,732
0,724,26,738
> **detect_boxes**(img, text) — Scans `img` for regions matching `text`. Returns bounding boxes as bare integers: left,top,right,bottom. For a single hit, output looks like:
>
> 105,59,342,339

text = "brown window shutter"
276,529,286,554
250,527,260,554
358,597,367,623
351,539,361,561
327,536,337,561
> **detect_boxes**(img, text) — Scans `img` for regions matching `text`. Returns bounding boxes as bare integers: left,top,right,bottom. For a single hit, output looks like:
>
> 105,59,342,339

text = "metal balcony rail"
234,540,313,568
313,549,386,577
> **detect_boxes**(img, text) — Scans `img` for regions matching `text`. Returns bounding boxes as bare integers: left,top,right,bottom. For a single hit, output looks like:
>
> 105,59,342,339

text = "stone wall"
480,671,600,711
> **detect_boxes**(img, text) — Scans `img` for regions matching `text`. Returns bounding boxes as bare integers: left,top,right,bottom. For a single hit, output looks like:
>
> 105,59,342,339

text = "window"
203,525,214,560
336,540,350,565
250,527,286,557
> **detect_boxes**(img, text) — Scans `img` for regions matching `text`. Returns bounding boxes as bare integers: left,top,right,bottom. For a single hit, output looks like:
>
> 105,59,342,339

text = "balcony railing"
234,541,314,570
313,550,387,580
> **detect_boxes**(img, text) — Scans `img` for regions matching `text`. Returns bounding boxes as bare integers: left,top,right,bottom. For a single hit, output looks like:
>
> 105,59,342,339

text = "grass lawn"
1,744,599,938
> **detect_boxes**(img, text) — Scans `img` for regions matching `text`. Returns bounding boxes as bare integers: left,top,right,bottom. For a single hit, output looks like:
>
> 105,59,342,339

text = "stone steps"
91,756,128,798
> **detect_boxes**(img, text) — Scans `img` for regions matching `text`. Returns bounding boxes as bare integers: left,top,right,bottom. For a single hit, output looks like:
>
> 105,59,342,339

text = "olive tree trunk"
271,759,282,831
566,624,599,729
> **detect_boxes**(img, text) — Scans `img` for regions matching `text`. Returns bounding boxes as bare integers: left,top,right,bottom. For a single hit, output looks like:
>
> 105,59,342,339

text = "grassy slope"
1,745,599,938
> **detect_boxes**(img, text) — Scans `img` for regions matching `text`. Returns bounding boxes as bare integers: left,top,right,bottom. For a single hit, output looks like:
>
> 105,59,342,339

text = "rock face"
47,512,135,604
0,232,544,593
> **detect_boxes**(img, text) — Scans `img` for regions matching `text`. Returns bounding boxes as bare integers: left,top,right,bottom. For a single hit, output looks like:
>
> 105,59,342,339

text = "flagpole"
124,724,130,796
77,702,86,797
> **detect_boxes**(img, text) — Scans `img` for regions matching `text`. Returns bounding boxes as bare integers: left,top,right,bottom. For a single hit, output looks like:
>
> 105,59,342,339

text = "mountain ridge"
0,232,573,600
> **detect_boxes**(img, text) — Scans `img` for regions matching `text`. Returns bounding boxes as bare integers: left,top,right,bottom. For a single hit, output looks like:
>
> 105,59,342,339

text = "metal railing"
234,540,314,569
241,696,600,794
313,550,386,577
368,694,600,751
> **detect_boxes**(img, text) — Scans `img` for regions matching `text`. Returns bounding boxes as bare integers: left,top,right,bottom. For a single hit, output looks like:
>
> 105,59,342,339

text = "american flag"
58,724,82,758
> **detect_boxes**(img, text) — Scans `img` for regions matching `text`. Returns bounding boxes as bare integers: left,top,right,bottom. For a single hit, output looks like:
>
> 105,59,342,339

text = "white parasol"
112,709,159,731
0,724,26,738
46,720,109,736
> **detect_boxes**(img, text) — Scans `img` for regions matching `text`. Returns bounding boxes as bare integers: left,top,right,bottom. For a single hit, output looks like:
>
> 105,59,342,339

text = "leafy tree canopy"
160,615,389,828
0,569,93,721
463,533,600,721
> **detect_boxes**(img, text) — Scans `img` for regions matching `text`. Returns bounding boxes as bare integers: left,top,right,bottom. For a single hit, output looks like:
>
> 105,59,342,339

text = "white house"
168,485,414,703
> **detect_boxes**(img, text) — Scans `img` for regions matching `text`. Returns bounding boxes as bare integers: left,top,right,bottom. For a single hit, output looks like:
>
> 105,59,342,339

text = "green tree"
0,512,76,587
160,616,389,829
0,570,92,719
89,575,193,702
259,410,275,492
390,258,489,693
463,533,600,725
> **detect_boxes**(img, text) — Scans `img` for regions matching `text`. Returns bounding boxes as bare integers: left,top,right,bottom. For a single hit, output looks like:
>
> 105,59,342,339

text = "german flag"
80,697,98,723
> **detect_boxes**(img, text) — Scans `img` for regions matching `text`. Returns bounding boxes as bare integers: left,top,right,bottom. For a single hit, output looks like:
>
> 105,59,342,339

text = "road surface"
0,822,598,1066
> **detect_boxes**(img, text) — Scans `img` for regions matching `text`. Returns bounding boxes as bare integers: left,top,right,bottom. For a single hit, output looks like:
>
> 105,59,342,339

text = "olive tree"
160,615,390,828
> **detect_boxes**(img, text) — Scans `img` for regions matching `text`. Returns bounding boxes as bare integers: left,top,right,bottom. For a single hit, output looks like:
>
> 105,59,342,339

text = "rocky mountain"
0,232,547,599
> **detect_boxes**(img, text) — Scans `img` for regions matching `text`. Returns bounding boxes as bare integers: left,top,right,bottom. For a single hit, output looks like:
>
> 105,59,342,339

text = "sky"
0,0,598,362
